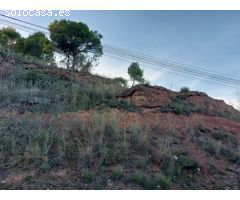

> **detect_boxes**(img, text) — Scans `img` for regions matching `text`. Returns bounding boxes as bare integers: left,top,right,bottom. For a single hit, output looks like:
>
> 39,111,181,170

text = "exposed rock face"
187,94,240,117
117,84,173,108
117,84,240,120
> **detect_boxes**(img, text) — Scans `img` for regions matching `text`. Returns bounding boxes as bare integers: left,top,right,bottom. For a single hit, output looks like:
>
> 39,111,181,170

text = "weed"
130,123,149,155
150,133,174,165
143,179,157,190
204,138,223,158
134,158,147,169
131,172,146,186
83,170,94,184
163,157,176,179
177,154,198,171
130,172,157,189
39,161,51,173
112,168,124,180
159,176,171,190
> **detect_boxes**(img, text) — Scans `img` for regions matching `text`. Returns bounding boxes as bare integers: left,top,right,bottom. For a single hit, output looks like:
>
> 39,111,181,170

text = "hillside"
0,56,239,190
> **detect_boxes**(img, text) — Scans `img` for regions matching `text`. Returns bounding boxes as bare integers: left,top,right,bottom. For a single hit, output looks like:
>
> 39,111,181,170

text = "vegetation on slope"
0,20,239,190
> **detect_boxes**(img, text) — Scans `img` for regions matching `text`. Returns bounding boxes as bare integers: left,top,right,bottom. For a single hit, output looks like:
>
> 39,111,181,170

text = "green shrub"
134,158,147,169
180,87,190,93
131,172,157,189
177,154,198,171
112,168,124,180
39,161,51,173
83,170,94,183
113,77,128,87
159,176,171,190
161,154,199,179
162,157,176,179
131,172,146,186
143,179,157,190
174,104,182,115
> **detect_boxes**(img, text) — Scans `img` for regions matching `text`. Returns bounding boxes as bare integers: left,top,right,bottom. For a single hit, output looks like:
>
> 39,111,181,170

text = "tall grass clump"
129,123,149,155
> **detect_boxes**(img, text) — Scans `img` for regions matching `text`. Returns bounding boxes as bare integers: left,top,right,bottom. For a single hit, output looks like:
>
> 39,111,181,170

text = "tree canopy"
48,20,103,71
16,32,54,61
0,27,21,49
128,62,145,86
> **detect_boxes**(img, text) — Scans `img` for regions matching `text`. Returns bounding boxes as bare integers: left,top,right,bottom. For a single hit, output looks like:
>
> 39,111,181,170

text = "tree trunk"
66,54,70,69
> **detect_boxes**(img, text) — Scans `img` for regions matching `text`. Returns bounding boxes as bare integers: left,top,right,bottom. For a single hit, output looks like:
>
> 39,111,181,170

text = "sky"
0,10,240,106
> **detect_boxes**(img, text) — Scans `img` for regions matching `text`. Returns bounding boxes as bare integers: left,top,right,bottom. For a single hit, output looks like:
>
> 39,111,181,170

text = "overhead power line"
0,22,33,34
103,52,240,90
0,18,40,34
0,14,48,31
103,43,240,80
103,46,240,88
0,14,239,90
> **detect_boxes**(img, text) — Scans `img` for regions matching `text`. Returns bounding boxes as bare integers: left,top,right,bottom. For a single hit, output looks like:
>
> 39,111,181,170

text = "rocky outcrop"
187,94,240,118
117,84,174,108
117,84,240,121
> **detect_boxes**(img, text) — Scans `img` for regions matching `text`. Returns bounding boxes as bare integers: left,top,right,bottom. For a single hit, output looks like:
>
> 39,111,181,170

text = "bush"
112,168,124,180
83,170,94,183
161,154,199,180
143,179,157,190
130,172,157,189
113,77,128,87
39,161,51,173
159,176,171,189
177,154,198,171
174,104,182,115
180,87,190,93
131,172,146,186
